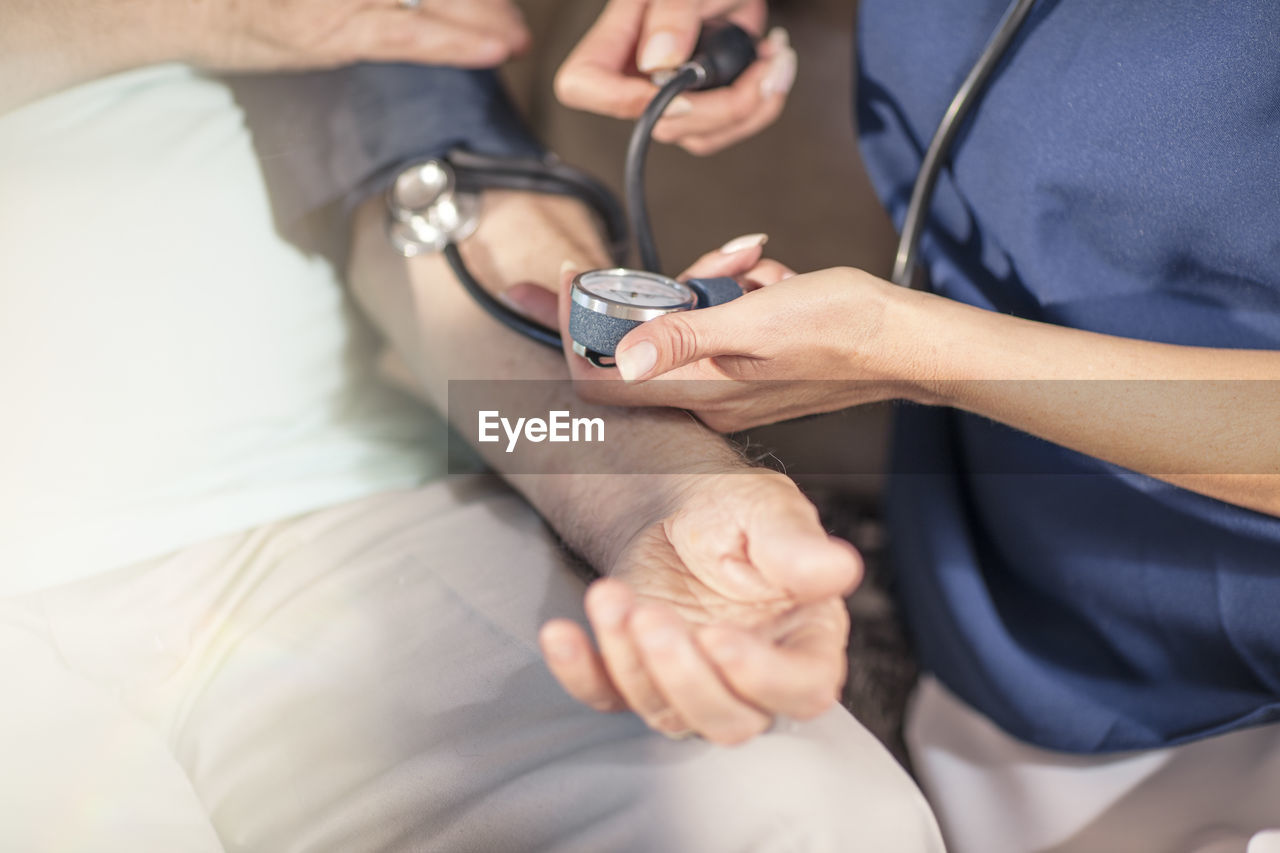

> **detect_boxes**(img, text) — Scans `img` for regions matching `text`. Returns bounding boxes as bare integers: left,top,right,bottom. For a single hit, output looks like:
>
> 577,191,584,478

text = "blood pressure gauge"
568,269,743,367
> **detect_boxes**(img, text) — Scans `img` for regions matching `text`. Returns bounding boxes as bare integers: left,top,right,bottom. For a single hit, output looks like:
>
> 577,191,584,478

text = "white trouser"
0,476,942,853
908,676,1280,853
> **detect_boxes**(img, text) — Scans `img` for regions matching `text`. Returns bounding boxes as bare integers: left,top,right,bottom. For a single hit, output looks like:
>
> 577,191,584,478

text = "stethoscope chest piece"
568,269,742,367
386,160,482,257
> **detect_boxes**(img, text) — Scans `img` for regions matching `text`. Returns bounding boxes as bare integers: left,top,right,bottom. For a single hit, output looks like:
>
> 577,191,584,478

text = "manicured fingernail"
720,233,768,254
765,26,791,54
761,48,797,98
560,259,578,278
665,95,694,117
639,31,681,72
616,341,657,382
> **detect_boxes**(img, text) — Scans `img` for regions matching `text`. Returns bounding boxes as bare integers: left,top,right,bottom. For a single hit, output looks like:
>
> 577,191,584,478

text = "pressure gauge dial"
568,268,743,367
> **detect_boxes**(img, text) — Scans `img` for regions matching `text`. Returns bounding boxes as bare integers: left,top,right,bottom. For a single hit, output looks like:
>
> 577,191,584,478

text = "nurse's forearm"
897,288,1280,516
346,191,746,571
0,0,184,111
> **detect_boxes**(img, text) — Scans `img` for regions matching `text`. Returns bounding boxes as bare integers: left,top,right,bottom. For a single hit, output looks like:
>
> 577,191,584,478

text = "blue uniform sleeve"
226,63,544,229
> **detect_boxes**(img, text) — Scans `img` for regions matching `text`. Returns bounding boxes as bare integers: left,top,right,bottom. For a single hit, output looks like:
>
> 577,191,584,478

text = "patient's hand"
539,470,861,745
2,0,532,113
189,0,530,70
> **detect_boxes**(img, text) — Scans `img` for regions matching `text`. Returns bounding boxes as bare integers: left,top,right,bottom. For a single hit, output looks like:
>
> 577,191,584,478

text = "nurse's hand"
539,469,861,744
508,244,929,433
607,264,925,431
556,0,797,155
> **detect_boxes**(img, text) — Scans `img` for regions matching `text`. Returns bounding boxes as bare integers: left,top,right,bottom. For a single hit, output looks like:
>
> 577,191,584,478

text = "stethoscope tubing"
891,0,1039,287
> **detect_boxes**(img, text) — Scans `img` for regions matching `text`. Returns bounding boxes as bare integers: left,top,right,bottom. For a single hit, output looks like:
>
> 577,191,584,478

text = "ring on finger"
397,0,422,9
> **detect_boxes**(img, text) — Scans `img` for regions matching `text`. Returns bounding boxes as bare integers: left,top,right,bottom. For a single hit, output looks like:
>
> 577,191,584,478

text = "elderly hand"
185,0,530,71
556,0,796,155
539,468,861,744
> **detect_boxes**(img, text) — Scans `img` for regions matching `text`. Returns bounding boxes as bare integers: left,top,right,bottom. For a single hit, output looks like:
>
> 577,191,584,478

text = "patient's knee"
655,711,944,852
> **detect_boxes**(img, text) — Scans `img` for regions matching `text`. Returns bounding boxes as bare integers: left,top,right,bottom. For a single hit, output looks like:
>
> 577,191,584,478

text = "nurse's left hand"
510,248,932,432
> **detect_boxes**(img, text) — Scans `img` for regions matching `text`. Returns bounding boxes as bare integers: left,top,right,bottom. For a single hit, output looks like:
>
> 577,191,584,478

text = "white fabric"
0,478,945,852
907,675,1280,853
0,66,446,595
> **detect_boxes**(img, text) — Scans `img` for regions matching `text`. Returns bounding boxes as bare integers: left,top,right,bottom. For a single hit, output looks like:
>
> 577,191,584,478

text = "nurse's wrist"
835,270,951,406
892,287,947,405
878,284,1003,408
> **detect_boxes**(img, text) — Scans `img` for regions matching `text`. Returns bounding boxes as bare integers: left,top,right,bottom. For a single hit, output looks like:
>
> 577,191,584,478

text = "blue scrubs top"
858,0,1280,752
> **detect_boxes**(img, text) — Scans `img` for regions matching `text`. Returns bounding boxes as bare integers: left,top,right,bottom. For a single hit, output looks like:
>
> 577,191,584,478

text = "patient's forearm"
0,0,183,111
347,192,745,570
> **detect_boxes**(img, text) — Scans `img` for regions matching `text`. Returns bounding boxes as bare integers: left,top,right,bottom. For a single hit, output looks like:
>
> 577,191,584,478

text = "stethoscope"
385,149,629,351
386,0,1037,362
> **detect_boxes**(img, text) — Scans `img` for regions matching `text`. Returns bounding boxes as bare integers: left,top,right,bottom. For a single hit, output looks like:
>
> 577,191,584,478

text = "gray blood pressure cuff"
225,64,543,257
